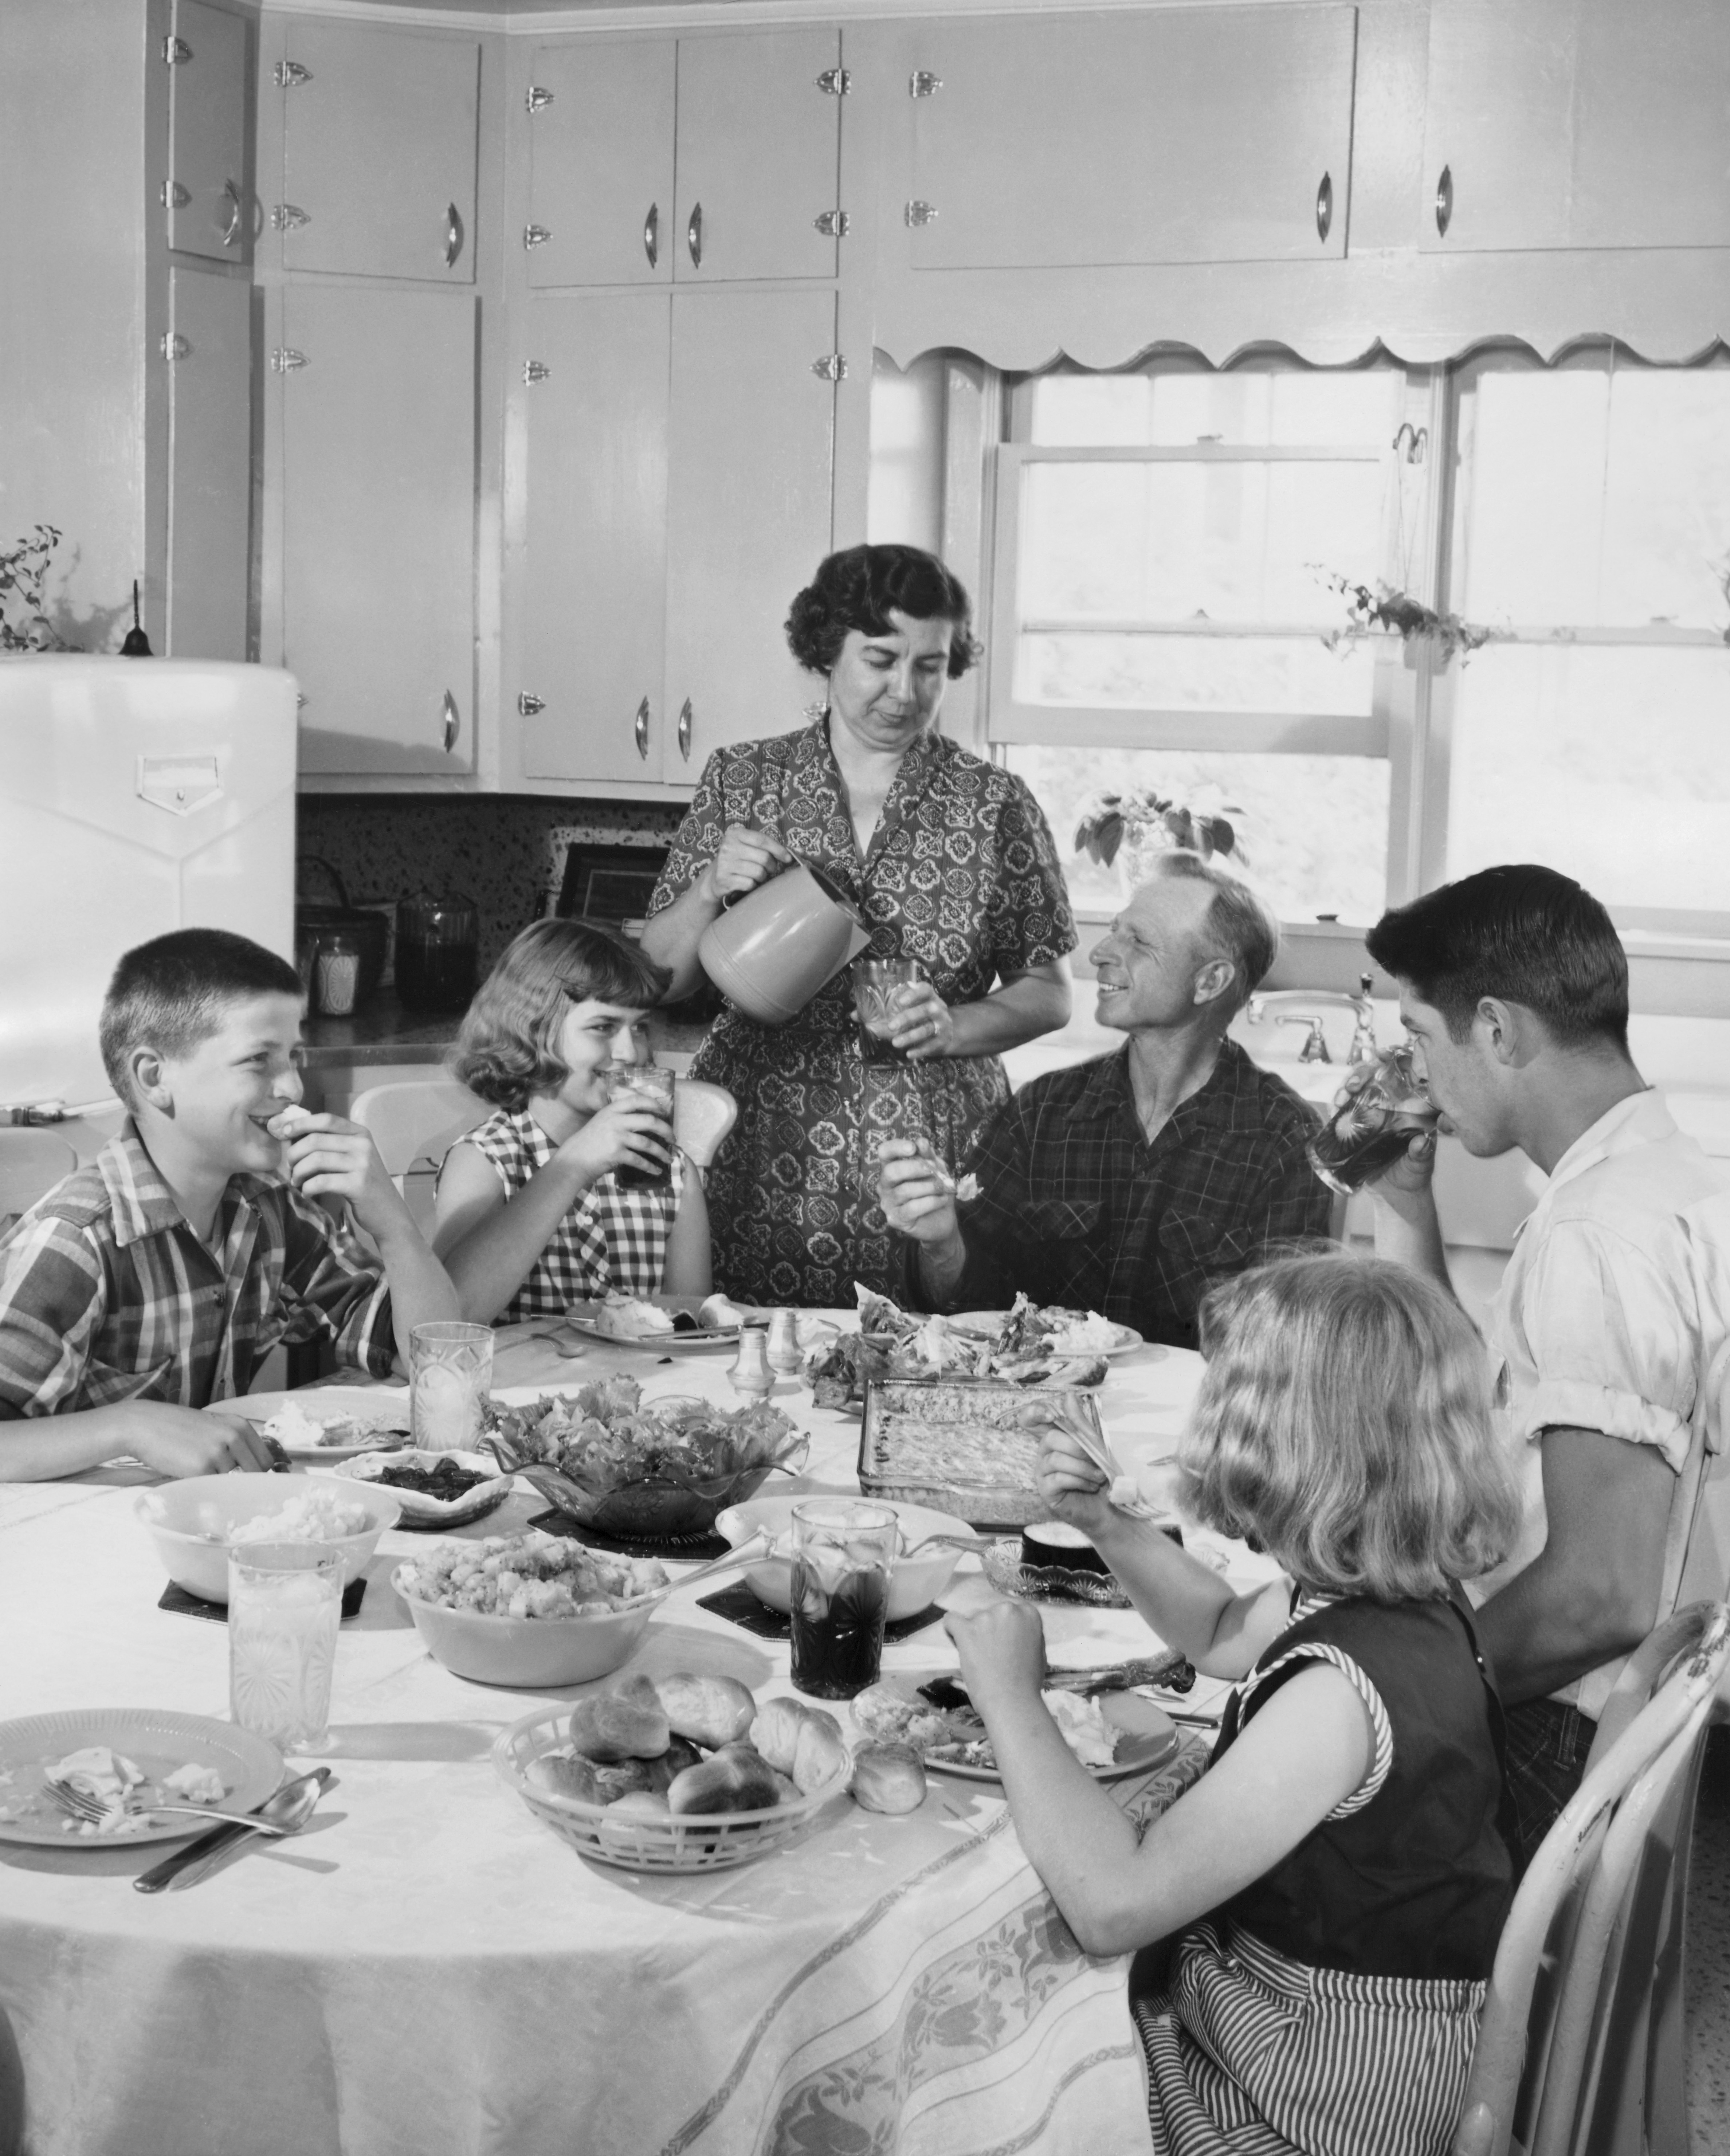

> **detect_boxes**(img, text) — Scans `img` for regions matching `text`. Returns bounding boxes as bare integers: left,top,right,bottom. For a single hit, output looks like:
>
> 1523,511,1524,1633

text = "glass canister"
313,931,361,1018
396,895,480,1012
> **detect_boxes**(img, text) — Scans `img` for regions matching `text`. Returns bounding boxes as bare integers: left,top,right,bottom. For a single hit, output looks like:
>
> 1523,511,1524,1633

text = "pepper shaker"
728,1322,776,1402
765,1308,801,1375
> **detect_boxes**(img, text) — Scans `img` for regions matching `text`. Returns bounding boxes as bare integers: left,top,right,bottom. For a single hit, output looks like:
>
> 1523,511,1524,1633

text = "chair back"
348,1079,486,1235
1452,1600,1730,2156
0,1130,77,1233
673,1079,736,1170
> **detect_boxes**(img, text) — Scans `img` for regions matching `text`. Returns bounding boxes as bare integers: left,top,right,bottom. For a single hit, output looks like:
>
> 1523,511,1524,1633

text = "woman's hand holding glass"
878,978,956,1061
698,823,792,906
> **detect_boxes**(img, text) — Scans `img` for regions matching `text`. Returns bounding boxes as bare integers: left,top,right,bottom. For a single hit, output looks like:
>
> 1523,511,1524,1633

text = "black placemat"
696,1580,947,1644
526,1507,731,1562
159,1576,368,1624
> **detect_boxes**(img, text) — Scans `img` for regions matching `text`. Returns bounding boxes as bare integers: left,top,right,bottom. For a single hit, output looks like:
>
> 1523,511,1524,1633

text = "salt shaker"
728,1323,776,1402
765,1308,801,1375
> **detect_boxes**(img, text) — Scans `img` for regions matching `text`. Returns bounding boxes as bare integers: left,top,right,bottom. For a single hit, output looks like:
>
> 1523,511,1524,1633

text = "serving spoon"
615,1528,773,1610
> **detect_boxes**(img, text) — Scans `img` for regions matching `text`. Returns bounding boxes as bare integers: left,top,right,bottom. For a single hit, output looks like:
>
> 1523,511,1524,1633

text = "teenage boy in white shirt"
1362,863,1726,1868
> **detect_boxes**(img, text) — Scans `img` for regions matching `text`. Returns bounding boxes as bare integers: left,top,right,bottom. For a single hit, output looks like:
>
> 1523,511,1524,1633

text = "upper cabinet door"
673,30,844,282
906,6,1356,270
525,42,675,288
1423,0,1730,252
166,0,252,266
277,21,478,283
166,264,252,660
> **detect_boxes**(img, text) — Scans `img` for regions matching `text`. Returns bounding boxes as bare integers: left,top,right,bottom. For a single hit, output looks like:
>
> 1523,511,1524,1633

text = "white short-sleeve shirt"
1470,1089,1728,1717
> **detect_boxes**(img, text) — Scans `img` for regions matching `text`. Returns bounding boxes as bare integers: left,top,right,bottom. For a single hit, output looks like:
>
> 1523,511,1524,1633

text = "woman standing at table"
641,544,1075,1306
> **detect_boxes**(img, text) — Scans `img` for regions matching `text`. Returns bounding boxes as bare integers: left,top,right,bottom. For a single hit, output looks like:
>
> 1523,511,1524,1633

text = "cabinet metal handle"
444,203,463,268
676,698,693,762
163,34,192,65
161,180,191,210
644,203,659,268
526,85,554,114
814,210,850,239
271,203,309,232
221,179,243,247
275,59,311,89
271,348,307,372
635,697,650,761
518,692,545,717
161,332,190,362
442,691,460,754
687,202,702,268
1315,171,1332,244
523,224,552,250
1435,165,1453,238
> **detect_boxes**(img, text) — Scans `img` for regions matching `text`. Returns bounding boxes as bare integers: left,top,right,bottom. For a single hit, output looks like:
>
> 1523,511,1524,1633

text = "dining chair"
1450,1600,1730,2156
0,1129,76,1236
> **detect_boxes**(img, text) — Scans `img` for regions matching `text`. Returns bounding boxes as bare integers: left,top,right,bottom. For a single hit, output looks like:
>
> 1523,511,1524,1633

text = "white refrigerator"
0,656,298,1112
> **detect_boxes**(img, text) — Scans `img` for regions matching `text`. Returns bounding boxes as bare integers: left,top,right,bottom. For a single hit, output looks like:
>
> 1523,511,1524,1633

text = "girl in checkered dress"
947,1254,1524,2156
433,921,711,1325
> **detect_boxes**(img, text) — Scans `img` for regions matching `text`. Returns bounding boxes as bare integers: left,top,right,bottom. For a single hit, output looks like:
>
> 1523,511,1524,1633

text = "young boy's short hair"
100,929,304,1108
450,920,671,1113
1179,1250,1522,1602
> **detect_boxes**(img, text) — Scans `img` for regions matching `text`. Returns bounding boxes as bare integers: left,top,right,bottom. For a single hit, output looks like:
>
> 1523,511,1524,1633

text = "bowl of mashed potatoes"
136,1475,402,1603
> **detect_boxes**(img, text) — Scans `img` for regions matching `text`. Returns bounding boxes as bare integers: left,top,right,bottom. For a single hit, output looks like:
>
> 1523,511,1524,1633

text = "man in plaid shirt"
880,855,1331,1349
0,929,458,1481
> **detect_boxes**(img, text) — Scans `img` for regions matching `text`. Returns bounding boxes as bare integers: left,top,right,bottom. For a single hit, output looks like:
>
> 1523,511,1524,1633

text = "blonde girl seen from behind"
433,920,711,1326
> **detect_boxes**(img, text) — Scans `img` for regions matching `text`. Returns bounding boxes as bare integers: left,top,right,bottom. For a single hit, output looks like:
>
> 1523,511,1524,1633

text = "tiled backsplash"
296,795,687,972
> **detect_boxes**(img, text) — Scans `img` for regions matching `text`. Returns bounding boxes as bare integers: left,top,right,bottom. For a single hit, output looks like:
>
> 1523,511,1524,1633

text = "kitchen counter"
300,994,711,1071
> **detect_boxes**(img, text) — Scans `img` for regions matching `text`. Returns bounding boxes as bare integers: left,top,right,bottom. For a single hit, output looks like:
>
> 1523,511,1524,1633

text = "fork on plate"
42,1775,295,1836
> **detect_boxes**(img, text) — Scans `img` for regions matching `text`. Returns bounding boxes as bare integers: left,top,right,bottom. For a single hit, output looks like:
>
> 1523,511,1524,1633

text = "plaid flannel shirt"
0,1122,396,1419
910,1041,1332,1349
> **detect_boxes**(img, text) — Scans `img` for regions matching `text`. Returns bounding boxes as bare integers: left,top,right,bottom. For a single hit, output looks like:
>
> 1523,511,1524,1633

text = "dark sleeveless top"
1211,1590,1512,1982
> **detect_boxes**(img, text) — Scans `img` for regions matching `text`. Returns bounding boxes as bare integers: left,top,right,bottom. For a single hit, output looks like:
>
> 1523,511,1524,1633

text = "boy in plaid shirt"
0,929,458,1481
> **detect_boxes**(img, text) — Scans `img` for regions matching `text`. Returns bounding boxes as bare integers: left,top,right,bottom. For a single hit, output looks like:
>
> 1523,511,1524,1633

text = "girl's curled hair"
450,919,668,1113
1177,1251,1521,1602
785,544,981,679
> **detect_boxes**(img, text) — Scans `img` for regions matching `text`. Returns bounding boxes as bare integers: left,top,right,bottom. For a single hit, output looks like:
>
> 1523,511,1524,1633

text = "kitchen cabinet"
518,288,836,787
272,285,477,776
165,263,252,661
271,19,479,284
165,0,252,267
902,5,1357,270
1420,0,1730,252
524,28,842,288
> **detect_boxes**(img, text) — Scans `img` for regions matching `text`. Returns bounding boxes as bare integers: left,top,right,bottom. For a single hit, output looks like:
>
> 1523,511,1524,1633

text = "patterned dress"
647,718,1076,1306
447,1109,686,1324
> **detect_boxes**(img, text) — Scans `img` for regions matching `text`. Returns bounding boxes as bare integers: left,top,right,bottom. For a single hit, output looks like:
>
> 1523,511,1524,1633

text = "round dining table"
0,1326,1250,2156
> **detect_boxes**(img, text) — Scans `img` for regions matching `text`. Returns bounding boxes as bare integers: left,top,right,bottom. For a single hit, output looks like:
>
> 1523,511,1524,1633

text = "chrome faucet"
1246,974,1379,1067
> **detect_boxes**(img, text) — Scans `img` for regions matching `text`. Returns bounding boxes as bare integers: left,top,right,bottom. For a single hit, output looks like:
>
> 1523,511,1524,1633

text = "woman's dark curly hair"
450,919,669,1113
785,545,980,680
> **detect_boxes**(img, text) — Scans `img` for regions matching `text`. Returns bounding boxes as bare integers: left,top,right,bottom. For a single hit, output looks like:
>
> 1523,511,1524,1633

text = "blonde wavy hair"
450,919,669,1113
1177,1251,1520,1601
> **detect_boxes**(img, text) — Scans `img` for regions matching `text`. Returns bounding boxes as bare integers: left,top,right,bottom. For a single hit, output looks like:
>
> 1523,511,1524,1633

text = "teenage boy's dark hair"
101,929,304,1105
1365,864,1629,1052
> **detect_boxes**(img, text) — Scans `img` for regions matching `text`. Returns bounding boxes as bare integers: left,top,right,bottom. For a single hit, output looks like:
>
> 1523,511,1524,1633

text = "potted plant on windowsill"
1072,789,1242,896
0,526,71,652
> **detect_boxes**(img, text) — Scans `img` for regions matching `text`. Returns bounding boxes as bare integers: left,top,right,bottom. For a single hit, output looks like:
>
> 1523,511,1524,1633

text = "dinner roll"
655,1671,757,1749
749,1696,809,1775
667,1743,781,1816
850,1743,927,1815
526,1751,603,1804
607,1790,671,1819
791,1708,850,1795
569,1673,671,1762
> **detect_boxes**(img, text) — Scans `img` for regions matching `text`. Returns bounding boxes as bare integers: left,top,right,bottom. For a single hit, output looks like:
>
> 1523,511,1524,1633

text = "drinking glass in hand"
852,958,926,1063
606,1065,676,1190
1307,1043,1440,1195
790,1498,898,1700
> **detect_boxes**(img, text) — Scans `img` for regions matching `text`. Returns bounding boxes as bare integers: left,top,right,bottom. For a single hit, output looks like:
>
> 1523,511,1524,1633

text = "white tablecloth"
0,1333,1232,2156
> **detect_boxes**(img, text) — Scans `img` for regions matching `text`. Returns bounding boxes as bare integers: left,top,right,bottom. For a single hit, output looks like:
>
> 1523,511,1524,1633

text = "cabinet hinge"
813,210,850,239
271,203,310,232
903,200,939,228
816,68,851,96
518,693,546,717
162,35,192,66
523,361,552,385
909,71,943,98
161,180,191,211
161,332,190,362
274,60,311,89
526,85,554,114
523,224,552,250
811,353,848,383
271,349,308,373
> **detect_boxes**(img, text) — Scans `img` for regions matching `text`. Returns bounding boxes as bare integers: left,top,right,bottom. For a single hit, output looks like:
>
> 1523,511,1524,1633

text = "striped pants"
1133,1922,1486,2156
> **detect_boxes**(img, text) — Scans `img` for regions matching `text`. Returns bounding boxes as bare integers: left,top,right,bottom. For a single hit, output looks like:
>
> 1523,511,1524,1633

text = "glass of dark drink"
852,957,927,1063
605,1064,675,1190
1307,1044,1440,1195
790,1498,898,1700
395,895,479,1012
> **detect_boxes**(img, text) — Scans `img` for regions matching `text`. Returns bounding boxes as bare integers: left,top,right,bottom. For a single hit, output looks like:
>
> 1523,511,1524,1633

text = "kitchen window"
986,345,1730,967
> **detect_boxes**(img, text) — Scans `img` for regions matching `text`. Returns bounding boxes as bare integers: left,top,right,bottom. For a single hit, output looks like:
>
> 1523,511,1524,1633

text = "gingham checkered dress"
448,1110,684,1324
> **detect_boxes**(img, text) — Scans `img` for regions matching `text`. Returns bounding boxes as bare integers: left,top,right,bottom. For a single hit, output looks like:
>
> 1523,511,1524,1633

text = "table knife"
133,1767,330,1894
917,1653,1194,1711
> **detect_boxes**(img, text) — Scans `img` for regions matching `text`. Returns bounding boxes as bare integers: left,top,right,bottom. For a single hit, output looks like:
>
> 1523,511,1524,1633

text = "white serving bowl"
390,1568,655,1689
714,1495,974,1622
136,1473,402,1604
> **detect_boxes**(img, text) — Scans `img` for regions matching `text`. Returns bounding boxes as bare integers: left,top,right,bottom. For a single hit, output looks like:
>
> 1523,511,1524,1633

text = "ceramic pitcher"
697,859,872,1025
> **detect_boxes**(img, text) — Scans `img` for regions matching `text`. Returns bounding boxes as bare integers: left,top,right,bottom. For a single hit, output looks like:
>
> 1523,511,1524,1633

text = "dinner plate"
921,1691,1179,1787
564,1297,742,1352
952,1313,1144,1357
0,1709,283,1848
222,1386,413,1462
